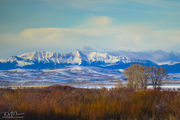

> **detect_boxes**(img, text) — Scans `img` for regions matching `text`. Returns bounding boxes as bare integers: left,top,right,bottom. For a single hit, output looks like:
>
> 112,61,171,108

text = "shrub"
0,86,179,120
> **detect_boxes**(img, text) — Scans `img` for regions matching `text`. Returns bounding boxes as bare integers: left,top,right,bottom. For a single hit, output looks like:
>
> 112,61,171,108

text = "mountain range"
0,50,180,73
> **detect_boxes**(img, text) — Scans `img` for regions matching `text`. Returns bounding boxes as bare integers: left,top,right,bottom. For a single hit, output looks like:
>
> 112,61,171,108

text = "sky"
0,0,180,58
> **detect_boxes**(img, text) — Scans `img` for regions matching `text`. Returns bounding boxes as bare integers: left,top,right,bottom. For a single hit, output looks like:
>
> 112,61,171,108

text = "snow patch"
157,61,180,65
0,59,7,63
17,61,34,67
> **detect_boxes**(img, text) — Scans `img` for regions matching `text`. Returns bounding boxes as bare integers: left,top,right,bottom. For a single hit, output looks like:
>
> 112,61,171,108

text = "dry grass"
0,85,180,120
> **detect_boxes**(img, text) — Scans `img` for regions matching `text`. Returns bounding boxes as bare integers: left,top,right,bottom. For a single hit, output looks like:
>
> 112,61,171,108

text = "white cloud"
130,0,180,8
79,16,113,28
0,16,180,57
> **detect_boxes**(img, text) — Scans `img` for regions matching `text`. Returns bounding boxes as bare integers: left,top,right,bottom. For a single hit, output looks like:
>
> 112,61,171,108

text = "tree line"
124,64,167,90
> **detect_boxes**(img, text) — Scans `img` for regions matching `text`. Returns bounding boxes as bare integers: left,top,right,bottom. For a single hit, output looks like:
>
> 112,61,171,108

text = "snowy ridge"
107,50,180,65
18,51,84,65
0,50,152,67
0,50,180,72
157,61,180,65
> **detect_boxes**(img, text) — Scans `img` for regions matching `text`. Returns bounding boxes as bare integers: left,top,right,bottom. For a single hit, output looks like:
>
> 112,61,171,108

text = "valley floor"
0,85,180,120
0,66,180,90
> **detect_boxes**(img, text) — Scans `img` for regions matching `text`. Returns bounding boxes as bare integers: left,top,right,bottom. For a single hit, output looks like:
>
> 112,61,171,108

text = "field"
0,66,180,89
0,85,180,120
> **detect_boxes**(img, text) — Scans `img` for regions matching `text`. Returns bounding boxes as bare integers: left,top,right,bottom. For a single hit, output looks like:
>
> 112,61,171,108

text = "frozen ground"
0,66,124,88
0,66,180,89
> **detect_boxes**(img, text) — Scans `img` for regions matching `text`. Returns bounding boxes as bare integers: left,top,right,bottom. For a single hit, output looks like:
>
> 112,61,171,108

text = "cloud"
131,0,180,8
0,16,180,58
113,29,180,51
79,16,113,28
40,0,180,10
38,0,126,12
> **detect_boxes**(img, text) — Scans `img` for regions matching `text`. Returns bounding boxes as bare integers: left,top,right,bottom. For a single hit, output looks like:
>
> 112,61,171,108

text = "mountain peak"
7,56,23,63
0,50,158,69
72,50,81,57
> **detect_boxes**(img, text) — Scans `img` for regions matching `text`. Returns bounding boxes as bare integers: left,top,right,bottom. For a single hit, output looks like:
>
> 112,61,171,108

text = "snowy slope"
1,50,179,72
0,50,154,68
0,66,123,88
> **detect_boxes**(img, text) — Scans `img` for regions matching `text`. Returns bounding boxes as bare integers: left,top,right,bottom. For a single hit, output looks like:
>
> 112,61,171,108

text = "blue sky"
0,0,180,58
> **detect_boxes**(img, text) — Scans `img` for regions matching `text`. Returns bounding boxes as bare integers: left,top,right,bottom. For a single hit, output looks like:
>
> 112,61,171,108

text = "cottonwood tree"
115,80,123,88
148,66,167,89
124,64,148,90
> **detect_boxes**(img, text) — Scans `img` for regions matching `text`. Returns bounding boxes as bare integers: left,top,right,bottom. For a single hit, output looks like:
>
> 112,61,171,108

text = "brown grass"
0,85,180,120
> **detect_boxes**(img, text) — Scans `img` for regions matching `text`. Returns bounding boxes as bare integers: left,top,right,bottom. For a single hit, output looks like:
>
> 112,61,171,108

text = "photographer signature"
1,111,24,119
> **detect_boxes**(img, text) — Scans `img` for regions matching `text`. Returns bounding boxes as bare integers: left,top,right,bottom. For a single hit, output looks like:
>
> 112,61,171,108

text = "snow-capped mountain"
0,50,154,68
106,50,180,65
0,50,179,73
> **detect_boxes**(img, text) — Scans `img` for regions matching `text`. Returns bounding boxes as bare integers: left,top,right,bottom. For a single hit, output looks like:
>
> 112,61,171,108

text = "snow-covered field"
0,66,180,89
0,66,123,88
147,84,180,90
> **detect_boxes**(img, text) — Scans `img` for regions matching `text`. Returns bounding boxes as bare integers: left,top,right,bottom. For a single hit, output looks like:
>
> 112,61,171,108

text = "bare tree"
115,80,123,88
124,64,148,90
148,66,167,89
